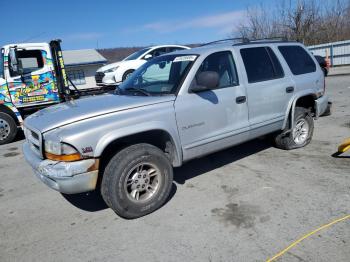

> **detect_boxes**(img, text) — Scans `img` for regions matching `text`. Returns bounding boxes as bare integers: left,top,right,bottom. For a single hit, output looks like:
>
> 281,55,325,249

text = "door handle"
286,86,294,93
236,96,246,104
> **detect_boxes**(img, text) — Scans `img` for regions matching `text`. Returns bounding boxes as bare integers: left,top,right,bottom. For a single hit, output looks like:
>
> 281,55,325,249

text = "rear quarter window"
278,46,316,75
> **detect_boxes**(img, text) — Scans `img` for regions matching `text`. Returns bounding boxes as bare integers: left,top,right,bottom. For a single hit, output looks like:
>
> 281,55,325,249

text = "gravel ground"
0,75,349,262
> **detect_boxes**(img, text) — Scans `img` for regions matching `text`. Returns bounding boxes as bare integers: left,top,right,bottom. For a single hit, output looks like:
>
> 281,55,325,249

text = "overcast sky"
2,0,276,50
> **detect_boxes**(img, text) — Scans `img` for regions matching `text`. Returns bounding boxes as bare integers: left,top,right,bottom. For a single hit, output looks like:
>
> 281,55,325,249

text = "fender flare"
282,90,317,130
94,121,183,167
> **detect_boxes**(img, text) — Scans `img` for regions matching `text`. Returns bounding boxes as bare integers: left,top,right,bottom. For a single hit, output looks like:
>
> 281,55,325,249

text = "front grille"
24,126,43,158
31,131,39,140
95,72,105,83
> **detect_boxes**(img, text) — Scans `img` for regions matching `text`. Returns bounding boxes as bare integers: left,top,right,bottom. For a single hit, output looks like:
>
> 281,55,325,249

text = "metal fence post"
330,44,334,66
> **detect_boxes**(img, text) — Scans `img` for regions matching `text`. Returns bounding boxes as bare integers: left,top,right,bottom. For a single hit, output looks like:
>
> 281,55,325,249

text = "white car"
95,45,190,86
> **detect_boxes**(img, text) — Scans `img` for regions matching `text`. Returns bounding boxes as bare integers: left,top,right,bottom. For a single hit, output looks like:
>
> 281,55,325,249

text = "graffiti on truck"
1,51,59,105
0,83,11,104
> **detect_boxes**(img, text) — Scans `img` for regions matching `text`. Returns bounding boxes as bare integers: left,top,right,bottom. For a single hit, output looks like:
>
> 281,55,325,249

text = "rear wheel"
101,143,173,219
0,112,17,145
273,107,314,150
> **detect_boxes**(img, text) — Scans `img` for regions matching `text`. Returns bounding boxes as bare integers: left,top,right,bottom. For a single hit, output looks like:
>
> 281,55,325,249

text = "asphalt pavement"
0,75,349,262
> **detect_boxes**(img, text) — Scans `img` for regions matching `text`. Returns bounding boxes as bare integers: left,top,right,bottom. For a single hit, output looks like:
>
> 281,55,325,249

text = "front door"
175,50,250,161
5,44,59,107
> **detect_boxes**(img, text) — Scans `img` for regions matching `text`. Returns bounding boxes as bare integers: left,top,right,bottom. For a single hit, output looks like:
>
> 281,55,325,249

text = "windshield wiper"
124,87,151,96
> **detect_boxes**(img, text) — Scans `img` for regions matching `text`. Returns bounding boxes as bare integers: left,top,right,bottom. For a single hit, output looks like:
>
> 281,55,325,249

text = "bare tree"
237,4,277,39
236,0,350,45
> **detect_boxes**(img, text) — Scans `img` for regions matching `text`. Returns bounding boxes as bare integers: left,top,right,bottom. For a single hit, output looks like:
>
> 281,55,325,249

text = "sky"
1,0,276,50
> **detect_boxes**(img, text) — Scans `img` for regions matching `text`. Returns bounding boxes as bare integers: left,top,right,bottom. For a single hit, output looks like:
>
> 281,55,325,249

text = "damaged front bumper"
23,142,99,194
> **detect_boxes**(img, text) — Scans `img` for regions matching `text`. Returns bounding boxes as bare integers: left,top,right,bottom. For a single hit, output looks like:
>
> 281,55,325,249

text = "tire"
122,70,135,82
101,143,173,219
0,112,18,145
273,107,314,150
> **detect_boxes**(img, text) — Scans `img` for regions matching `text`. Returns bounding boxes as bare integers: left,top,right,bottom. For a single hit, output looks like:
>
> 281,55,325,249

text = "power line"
22,32,47,43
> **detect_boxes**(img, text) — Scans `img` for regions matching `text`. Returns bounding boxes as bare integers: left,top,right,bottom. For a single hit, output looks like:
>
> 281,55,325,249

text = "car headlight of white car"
104,66,119,73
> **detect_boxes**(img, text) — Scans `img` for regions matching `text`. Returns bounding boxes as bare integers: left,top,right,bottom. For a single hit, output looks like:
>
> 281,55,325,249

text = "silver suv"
23,39,330,218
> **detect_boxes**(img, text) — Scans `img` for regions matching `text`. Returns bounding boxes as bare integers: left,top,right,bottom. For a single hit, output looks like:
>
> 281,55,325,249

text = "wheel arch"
0,103,23,127
96,126,182,174
282,92,317,130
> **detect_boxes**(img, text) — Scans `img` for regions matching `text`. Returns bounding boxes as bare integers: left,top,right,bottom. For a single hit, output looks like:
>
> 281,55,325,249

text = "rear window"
278,46,316,75
240,47,284,83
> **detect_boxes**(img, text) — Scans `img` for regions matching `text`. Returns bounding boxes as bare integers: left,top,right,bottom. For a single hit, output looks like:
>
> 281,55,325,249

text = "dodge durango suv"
23,38,330,219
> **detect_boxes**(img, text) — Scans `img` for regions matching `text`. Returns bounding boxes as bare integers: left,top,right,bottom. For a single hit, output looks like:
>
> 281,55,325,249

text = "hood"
96,59,140,72
25,94,175,133
96,61,122,72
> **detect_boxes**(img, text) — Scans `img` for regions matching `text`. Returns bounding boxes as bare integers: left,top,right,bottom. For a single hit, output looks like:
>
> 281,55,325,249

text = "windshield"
0,49,4,79
118,54,198,95
124,48,152,61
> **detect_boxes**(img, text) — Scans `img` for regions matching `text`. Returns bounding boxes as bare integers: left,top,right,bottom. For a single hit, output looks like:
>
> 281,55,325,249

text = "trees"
236,0,350,45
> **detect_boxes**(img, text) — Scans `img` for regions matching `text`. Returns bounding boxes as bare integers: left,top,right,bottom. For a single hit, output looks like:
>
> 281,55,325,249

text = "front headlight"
44,140,82,162
104,66,119,73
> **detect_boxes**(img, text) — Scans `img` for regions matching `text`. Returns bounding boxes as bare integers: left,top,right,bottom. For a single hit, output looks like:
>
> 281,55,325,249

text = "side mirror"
9,47,23,76
158,61,166,69
189,71,219,93
144,54,153,60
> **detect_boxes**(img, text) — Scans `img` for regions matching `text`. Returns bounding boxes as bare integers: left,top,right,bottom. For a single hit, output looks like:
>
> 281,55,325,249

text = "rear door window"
149,48,167,58
240,47,284,83
278,46,316,75
266,47,284,78
167,47,186,52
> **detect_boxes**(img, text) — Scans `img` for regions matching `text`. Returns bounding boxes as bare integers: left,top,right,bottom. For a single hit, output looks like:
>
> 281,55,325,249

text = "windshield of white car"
118,54,198,96
0,49,4,79
124,48,152,61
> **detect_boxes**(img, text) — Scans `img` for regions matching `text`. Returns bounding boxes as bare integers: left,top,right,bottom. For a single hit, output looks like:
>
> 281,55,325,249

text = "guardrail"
309,40,350,66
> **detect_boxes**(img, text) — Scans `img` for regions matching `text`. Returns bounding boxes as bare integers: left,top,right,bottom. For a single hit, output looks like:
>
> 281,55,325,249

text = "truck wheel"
101,143,173,219
274,107,314,150
122,70,134,81
0,112,18,145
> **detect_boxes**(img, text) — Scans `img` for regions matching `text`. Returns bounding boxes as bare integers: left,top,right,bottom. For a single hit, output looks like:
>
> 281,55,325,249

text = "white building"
62,49,107,90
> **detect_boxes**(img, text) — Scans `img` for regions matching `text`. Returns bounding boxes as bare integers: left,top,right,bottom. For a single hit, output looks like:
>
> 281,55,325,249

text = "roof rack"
248,36,291,42
201,38,250,46
201,36,296,47
233,37,297,46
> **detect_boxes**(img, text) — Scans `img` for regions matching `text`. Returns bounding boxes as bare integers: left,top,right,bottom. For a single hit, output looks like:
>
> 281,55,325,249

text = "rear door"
6,44,59,107
175,50,249,161
278,45,322,93
239,46,294,133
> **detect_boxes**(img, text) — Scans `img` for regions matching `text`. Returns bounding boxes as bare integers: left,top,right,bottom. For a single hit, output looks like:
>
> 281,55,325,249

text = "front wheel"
122,70,135,82
101,143,173,219
273,107,314,150
0,112,18,145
